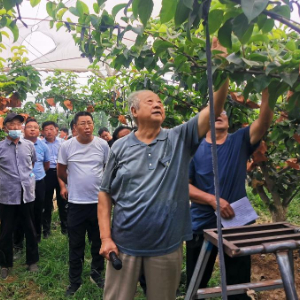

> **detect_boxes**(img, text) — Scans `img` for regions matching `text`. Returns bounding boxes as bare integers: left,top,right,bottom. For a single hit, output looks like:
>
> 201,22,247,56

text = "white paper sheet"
215,196,258,228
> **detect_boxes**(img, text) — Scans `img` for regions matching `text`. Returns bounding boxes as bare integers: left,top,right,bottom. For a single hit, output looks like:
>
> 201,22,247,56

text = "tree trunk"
269,203,287,222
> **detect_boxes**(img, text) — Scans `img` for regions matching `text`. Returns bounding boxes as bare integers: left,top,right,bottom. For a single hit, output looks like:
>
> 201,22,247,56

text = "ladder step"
195,280,283,299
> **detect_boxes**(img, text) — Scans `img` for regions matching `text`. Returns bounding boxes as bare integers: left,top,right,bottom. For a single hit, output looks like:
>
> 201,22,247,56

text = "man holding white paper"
186,88,273,299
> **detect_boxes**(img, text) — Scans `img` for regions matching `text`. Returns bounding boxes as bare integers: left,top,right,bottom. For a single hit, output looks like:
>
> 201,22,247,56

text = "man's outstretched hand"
211,37,228,58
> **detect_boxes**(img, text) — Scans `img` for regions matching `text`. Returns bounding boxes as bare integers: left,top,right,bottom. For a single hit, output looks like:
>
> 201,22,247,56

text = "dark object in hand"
109,251,122,270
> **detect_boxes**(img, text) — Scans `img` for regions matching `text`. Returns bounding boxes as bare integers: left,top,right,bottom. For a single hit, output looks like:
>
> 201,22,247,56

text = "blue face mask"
8,130,22,139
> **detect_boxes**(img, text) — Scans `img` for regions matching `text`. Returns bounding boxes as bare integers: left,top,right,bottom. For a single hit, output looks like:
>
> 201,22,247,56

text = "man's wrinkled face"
215,110,229,130
43,125,57,140
100,131,112,141
132,91,165,125
24,122,40,139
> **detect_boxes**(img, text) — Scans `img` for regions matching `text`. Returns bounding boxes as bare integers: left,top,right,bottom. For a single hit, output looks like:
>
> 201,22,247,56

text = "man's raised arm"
197,37,229,138
249,88,273,145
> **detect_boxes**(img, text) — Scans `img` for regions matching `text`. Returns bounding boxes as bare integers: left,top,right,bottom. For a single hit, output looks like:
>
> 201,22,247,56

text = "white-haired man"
98,65,229,300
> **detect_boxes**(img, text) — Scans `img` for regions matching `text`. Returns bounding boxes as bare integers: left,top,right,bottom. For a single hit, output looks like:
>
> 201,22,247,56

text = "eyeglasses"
78,122,94,126
221,111,227,116
26,125,40,130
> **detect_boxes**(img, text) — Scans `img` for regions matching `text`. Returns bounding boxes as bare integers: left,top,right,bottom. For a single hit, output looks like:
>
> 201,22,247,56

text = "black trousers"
68,203,104,285
43,168,67,235
14,179,46,247
186,233,251,300
0,201,39,267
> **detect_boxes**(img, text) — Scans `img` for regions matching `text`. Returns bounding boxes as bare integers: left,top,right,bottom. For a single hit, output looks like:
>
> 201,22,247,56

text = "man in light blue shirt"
42,121,67,238
26,118,50,241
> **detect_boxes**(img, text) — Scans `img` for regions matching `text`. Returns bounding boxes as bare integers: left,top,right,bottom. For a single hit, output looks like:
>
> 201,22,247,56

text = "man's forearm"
213,77,229,117
197,77,229,137
189,184,215,207
98,191,113,240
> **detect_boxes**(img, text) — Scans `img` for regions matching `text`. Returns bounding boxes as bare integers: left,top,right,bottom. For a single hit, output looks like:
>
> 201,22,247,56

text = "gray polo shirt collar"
128,128,168,147
5,138,21,145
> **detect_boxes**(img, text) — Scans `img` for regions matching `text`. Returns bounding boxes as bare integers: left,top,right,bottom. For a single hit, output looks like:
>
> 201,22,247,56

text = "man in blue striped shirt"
42,121,68,238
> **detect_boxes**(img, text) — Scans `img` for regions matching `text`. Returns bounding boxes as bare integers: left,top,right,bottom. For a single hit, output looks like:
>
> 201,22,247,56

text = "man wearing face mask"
0,113,39,280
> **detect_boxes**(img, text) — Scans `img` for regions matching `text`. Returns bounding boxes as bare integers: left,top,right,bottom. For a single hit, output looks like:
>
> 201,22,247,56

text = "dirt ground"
252,251,300,299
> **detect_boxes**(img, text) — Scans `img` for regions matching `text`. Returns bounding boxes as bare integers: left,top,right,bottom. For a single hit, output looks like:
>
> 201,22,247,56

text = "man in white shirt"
57,111,109,297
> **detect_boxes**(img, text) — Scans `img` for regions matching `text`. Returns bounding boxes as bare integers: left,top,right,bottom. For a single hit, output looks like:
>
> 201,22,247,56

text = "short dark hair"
113,126,132,141
70,119,75,130
74,111,93,124
98,127,109,136
25,118,38,127
60,127,68,134
42,121,57,130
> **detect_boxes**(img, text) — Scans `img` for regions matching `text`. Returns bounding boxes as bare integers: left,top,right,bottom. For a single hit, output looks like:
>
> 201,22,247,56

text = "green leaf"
208,10,224,34
218,19,232,49
241,0,269,23
76,0,89,17
286,40,296,51
112,4,127,18
226,53,243,65
248,53,269,62
253,75,271,92
270,5,290,19
232,14,254,44
160,0,177,23
268,80,289,109
261,19,274,33
97,0,106,6
183,0,193,10
174,0,191,27
15,76,28,82
3,0,16,11
265,61,281,75
7,20,18,42
153,40,175,55
138,0,153,27
132,0,139,19
57,8,68,20
257,14,267,29
30,0,40,7
249,33,269,43
281,70,299,87
46,2,57,18
242,58,262,67
69,7,80,17
93,3,100,14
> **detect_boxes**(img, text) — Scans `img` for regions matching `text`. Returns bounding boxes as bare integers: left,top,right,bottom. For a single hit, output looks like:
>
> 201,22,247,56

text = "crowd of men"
0,41,274,300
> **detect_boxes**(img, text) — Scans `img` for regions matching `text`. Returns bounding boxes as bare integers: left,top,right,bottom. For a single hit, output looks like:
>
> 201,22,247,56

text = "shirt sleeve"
172,114,201,156
100,150,116,193
43,143,50,162
57,143,68,165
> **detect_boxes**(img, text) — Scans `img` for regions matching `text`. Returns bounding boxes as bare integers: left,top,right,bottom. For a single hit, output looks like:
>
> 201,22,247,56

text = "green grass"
1,212,104,300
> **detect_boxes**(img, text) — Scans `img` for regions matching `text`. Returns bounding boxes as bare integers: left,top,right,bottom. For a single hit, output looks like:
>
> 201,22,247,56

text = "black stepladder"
185,222,300,300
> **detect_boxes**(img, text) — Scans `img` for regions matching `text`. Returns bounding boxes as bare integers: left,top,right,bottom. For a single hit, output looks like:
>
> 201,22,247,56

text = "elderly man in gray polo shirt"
98,78,229,298
0,113,39,280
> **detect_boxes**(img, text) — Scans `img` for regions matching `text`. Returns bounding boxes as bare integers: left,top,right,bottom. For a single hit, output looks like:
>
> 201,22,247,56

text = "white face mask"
8,130,22,139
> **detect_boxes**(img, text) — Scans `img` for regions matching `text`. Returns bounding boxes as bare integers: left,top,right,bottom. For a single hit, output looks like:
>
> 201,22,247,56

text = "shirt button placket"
147,147,153,170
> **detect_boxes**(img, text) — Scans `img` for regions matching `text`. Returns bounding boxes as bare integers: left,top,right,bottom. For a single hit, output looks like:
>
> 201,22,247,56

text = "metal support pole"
185,240,213,300
276,250,299,300
288,249,295,280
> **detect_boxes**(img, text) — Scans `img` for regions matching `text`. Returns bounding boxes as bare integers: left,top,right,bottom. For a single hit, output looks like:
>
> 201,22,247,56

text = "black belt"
48,168,57,171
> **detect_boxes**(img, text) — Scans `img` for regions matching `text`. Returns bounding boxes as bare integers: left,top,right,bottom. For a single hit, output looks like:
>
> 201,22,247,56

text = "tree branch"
284,185,300,206
255,185,271,206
